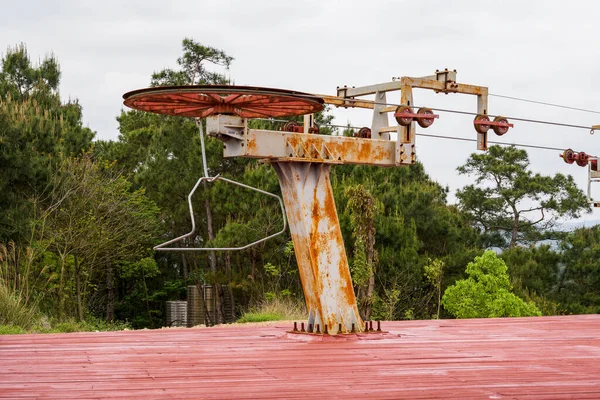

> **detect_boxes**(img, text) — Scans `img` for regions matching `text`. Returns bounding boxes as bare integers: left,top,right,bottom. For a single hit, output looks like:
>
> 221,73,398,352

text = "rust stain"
247,137,257,153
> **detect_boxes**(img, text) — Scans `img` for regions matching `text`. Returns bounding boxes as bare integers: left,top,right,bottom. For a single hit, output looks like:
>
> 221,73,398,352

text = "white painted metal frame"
153,119,287,252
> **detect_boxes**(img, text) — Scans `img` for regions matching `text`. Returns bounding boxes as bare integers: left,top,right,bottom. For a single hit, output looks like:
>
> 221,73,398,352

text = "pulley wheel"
123,85,324,118
492,116,510,136
395,106,414,126
282,121,300,132
474,115,491,134
576,151,589,167
416,107,435,128
562,149,575,164
355,127,372,138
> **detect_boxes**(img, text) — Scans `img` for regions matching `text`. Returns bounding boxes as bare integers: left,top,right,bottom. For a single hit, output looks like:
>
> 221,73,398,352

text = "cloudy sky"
3,0,600,223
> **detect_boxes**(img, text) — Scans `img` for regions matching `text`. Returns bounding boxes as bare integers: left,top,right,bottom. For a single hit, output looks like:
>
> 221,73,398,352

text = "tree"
345,184,378,320
442,250,541,318
0,44,93,242
557,226,600,314
40,155,160,320
333,162,481,320
456,145,589,248
150,38,233,86
424,258,444,319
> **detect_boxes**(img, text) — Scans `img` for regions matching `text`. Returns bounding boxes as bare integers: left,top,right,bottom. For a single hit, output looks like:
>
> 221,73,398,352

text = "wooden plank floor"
1,315,599,399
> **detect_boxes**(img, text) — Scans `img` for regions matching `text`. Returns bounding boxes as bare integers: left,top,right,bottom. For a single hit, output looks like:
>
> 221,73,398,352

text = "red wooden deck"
1,315,599,399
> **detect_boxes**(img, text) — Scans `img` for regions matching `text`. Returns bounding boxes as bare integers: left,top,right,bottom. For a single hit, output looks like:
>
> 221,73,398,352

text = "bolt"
301,322,305,332
365,322,369,331
377,321,382,332
293,322,298,331
324,324,328,334
308,324,313,333
316,324,320,334
351,323,356,333
369,321,373,331
339,323,342,334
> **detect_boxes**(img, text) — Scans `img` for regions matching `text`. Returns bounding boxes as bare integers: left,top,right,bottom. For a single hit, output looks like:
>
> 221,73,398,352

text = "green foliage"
0,44,94,241
371,285,401,321
150,38,233,86
457,145,589,248
237,312,283,323
557,226,600,313
0,316,131,334
237,297,306,323
442,250,541,318
0,325,27,334
424,258,444,319
345,184,378,319
0,283,39,329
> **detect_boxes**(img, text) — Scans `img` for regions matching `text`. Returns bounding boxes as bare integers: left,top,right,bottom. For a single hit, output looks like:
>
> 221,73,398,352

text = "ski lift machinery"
123,69,514,335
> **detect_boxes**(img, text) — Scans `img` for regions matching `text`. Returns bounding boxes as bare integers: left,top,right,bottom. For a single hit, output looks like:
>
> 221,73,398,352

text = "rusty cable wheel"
492,116,510,136
562,148,575,164
474,114,491,134
356,127,372,138
576,152,589,167
395,106,414,126
123,85,324,118
282,121,300,132
309,123,320,134
416,107,436,128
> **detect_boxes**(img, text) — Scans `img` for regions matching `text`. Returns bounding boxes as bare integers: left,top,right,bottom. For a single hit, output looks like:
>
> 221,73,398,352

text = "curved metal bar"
154,117,287,251
153,175,287,251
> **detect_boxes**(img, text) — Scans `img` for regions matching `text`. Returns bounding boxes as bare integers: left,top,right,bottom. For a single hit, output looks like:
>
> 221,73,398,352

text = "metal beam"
272,162,364,334
221,129,397,166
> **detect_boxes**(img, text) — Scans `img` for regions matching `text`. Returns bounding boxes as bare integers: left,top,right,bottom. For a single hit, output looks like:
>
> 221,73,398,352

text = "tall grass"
0,242,40,329
237,297,306,323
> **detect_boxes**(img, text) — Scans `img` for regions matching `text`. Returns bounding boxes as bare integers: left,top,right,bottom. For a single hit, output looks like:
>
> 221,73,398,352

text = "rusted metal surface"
589,156,600,207
561,148,591,167
272,162,363,334
473,115,514,134
123,85,324,118
220,128,396,166
2,315,600,399
281,121,319,134
333,69,492,153
393,106,439,127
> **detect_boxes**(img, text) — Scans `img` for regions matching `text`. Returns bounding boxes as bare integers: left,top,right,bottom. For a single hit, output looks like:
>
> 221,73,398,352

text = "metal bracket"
588,157,600,207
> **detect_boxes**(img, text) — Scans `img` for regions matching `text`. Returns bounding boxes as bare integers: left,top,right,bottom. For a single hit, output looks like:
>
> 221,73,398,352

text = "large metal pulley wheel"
492,116,510,136
474,114,491,134
395,106,414,126
355,127,372,138
561,148,575,164
416,107,436,128
576,151,589,167
123,85,324,118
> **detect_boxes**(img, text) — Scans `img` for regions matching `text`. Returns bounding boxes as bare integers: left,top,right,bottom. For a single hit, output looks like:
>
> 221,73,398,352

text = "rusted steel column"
272,162,363,334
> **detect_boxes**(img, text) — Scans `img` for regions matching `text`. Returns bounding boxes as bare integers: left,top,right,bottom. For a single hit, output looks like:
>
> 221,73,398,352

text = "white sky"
3,0,600,223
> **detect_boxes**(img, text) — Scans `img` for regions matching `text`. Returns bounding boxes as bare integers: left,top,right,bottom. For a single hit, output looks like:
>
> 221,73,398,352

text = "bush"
237,297,306,323
0,325,27,334
0,283,39,330
442,251,541,318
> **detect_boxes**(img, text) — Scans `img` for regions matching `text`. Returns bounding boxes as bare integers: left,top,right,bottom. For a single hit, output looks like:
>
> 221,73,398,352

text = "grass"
237,297,306,323
0,316,132,335
0,282,39,330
